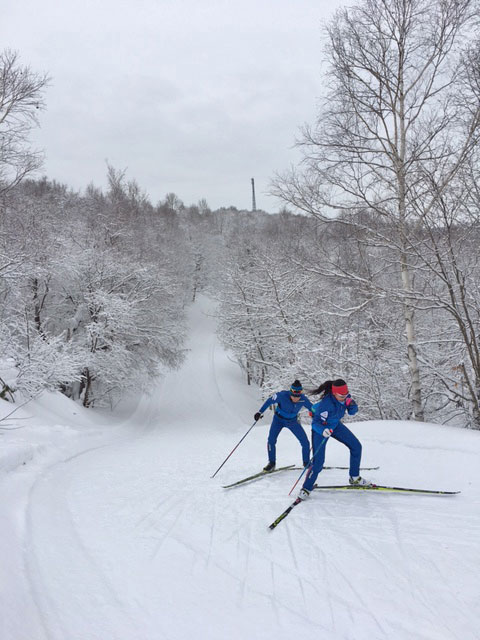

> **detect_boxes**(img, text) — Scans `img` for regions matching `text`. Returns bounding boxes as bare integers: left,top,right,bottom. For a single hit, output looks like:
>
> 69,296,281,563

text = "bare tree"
163,192,184,213
406,156,480,427
272,0,480,421
0,50,50,194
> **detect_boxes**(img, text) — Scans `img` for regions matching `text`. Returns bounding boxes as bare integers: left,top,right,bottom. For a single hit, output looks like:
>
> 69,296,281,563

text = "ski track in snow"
24,460,143,640
3,295,480,640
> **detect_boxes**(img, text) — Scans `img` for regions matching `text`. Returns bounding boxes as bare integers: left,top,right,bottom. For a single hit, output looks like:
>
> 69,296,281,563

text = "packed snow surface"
1,296,479,640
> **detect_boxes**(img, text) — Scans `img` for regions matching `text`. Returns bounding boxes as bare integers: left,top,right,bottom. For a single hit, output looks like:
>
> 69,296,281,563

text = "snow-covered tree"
0,174,191,407
272,0,480,421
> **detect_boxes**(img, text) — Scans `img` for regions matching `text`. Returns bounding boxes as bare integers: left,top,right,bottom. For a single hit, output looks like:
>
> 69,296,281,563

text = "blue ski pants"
267,414,310,467
302,422,362,491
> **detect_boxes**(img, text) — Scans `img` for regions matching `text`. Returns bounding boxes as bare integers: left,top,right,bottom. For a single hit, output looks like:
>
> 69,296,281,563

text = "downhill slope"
1,295,480,640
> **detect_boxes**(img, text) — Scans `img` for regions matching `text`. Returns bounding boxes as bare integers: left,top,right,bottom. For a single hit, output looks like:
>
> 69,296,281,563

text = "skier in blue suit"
254,380,313,471
298,378,369,500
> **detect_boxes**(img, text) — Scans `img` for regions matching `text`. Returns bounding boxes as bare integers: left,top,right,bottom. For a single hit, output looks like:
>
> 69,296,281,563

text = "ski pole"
211,419,259,478
288,435,328,495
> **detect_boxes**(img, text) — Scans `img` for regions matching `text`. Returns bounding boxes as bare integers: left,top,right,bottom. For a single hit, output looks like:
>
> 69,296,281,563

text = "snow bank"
0,387,122,474
0,442,36,472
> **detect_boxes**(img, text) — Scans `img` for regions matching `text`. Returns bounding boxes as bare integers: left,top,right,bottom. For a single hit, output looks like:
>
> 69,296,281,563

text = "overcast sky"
3,0,346,211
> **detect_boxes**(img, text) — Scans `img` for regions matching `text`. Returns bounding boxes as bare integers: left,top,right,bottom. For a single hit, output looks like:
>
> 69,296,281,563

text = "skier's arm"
258,394,277,415
345,395,358,416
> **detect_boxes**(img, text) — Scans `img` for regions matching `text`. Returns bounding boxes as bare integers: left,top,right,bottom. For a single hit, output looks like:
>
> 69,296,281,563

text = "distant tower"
251,178,257,212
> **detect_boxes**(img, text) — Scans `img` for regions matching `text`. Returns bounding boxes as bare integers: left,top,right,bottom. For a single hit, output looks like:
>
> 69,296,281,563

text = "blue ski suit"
258,390,313,466
302,393,360,492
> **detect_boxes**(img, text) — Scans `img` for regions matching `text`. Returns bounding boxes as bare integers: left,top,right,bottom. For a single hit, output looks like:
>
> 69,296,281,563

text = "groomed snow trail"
8,296,480,640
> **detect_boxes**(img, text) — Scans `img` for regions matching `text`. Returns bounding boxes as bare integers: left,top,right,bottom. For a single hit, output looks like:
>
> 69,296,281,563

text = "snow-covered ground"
1,296,479,640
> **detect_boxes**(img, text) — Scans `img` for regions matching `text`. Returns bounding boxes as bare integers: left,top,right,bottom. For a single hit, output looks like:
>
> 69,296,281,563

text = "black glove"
254,412,263,421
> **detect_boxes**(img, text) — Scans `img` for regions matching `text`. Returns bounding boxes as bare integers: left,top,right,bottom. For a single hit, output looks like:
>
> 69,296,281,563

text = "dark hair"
309,379,347,398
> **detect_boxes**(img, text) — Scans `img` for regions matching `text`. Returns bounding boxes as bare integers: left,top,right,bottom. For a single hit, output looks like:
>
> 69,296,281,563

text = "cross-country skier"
298,378,369,500
254,380,313,471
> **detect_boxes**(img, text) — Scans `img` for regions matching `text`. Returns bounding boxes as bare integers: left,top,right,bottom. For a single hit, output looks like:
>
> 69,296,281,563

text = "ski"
322,465,380,471
222,465,295,489
223,465,380,488
268,497,304,530
313,483,460,495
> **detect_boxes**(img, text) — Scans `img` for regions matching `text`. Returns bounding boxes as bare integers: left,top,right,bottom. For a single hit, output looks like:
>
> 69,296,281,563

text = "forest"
1,0,480,429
